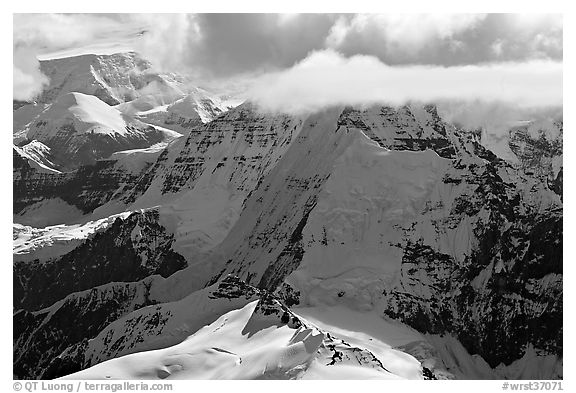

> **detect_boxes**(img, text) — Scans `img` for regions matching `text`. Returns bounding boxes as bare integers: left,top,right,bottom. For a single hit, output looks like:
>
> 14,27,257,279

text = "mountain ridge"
13,52,562,380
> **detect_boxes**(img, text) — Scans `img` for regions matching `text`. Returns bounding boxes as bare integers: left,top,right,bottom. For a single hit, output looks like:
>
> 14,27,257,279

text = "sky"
13,13,563,120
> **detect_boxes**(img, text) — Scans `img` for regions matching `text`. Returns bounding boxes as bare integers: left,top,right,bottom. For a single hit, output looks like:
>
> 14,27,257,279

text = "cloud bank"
13,13,563,109
325,13,562,66
130,13,562,79
247,50,562,114
13,45,49,101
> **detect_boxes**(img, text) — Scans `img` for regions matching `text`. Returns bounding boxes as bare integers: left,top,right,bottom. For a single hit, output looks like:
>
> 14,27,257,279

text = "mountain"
13,141,166,227
13,141,60,174
13,53,562,380
37,52,185,106
18,92,180,171
14,209,187,311
508,120,563,196
13,52,239,170
14,53,238,141
477,118,563,197
117,88,237,134
60,276,422,380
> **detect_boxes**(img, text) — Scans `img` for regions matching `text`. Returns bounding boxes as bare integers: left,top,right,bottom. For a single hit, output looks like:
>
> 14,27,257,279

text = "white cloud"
491,39,504,57
437,101,562,136
326,14,486,57
247,50,562,114
132,14,200,74
12,13,563,103
507,14,562,34
13,14,134,51
13,46,49,101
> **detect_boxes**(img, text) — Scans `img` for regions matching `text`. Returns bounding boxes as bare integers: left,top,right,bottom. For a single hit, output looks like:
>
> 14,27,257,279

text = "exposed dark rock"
13,278,156,379
14,210,187,311
384,153,562,368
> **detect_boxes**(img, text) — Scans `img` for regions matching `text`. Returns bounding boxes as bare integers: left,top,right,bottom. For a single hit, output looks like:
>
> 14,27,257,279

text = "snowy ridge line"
13,91,562,380
14,208,191,320
63,276,427,380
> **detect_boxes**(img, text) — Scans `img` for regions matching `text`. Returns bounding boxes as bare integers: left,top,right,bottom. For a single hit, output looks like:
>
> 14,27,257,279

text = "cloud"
13,14,132,51
130,13,561,86
131,14,198,74
325,14,562,66
437,101,562,136
13,45,49,101
137,14,338,79
13,13,563,103
12,13,338,98
247,50,562,114
326,14,486,58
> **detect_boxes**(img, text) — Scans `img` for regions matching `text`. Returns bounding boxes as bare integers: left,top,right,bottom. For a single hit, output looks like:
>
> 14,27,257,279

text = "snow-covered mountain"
20,92,179,170
13,141,59,174
118,88,237,134
37,52,185,106
62,276,422,380
14,209,187,311
13,53,238,172
13,53,562,381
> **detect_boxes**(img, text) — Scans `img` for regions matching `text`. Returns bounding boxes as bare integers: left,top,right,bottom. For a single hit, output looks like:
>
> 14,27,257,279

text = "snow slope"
29,92,140,138
64,278,419,380
13,142,60,173
13,212,131,262
65,302,372,380
286,131,450,311
90,103,306,265
117,87,237,133
23,92,180,170
37,52,183,106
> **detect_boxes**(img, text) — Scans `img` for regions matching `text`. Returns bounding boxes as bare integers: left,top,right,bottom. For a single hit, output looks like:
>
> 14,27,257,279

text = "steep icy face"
14,209,187,311
128,102,303,200
286,133,451,312
180,104,560,377
383,195,561,370
91,103,307,265
340,105,457,158
151,107,352,299
476,117,563,197
508,119,563,194
276,112,562,376
13,146,160,223
198,104,457,293
13,141,60,173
